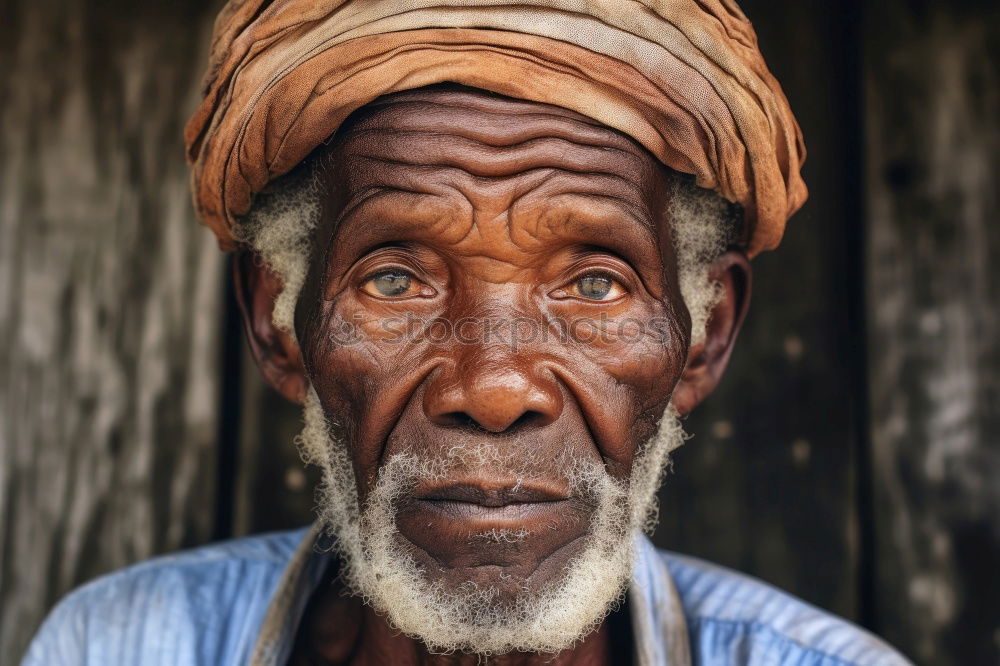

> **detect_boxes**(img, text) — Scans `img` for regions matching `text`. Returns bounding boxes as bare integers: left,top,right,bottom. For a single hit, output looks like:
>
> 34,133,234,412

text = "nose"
423,358,563,433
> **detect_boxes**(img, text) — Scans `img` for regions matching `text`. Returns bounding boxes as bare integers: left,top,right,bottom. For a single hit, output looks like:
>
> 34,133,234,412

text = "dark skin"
234,87,751,666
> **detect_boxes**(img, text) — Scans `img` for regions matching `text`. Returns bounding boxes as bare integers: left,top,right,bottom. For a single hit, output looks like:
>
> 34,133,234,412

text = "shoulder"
22,528,309,666
659,550,913,666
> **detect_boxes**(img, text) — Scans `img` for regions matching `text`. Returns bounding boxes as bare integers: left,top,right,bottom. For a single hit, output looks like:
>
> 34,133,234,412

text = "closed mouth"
408,480,572,527
413,480,569,507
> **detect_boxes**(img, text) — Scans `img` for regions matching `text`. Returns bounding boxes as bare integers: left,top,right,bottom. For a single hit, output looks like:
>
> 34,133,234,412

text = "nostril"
437,410,546,433
439,411,479,429
509,410,545,431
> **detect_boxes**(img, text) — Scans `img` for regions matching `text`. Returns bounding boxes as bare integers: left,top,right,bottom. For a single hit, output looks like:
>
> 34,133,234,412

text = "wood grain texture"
0,1,224,662
864,3,1000,664
232,342,318,537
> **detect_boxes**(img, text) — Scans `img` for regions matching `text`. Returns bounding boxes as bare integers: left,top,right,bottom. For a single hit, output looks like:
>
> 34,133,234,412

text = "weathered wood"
232,341,318,537
864,3,1000,665
654,0,865,622
0,1,224,662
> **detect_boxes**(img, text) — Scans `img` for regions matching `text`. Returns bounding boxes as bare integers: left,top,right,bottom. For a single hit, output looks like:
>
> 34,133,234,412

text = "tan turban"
185,0,806,256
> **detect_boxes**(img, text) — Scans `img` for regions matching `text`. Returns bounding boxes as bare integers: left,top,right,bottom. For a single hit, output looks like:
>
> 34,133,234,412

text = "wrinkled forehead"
325,86,669,205
311,85,673,249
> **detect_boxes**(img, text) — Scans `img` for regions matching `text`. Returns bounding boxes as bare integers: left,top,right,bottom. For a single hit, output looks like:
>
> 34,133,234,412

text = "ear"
671,249,752,416
232,250,308,404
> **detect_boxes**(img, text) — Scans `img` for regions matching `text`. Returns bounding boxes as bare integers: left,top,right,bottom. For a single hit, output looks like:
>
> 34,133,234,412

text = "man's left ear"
671,249,752,416
232,250,309,404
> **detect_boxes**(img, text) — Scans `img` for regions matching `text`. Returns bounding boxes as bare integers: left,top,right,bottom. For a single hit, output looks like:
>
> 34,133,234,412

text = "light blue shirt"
23,525,911,665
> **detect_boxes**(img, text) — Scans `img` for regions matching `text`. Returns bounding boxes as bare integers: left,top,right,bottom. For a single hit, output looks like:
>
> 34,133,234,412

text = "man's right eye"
361,270,421,298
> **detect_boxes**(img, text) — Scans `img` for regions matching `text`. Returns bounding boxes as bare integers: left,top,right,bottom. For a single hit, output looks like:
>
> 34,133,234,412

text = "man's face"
295,88,690,598
234,86,757,653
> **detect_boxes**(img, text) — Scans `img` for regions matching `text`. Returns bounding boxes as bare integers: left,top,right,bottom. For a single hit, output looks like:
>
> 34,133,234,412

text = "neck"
289,573,626,666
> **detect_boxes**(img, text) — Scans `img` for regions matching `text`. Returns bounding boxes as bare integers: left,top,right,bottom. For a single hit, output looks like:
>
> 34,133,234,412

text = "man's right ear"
232,250,308,404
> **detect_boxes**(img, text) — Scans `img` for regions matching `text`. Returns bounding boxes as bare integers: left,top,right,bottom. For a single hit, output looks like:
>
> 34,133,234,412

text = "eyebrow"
326,182,664,285
544,190,657,232
511,189,661,266
327,186,462,261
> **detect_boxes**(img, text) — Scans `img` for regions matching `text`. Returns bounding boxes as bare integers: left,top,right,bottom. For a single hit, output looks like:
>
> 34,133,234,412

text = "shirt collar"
250,525,690,666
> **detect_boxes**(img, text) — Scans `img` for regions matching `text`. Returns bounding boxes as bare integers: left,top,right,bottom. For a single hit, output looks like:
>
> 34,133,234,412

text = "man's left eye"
564,273,626,301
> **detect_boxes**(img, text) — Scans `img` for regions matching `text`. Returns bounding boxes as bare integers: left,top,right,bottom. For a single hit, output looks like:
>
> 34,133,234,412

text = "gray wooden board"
864,2,1000,664
0,1,224,662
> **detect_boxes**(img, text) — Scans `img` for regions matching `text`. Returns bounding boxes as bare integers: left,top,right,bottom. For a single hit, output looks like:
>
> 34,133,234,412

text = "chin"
393,483,599,597
395,500,596,600
335,451,636,655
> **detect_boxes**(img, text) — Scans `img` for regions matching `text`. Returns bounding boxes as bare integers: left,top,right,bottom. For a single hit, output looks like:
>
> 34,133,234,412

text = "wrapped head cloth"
185,0,807,256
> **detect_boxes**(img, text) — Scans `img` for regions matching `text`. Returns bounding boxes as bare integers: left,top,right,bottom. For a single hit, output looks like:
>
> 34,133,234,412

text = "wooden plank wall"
0,1,224,662
1,1,997,665
864,2,1000,665
656,0,866,624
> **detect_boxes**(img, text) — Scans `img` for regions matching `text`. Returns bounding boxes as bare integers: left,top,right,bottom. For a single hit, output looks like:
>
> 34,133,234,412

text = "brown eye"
362,270,419,298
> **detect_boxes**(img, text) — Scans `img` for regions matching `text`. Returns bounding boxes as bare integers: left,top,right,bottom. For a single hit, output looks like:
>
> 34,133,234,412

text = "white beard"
296,387,687,655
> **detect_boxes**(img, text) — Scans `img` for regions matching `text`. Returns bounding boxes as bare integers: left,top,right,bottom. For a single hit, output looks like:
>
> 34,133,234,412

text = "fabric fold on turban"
185,0,807,256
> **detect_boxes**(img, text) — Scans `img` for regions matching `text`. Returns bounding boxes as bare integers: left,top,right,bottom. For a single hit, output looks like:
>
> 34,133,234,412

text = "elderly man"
25,2,910,665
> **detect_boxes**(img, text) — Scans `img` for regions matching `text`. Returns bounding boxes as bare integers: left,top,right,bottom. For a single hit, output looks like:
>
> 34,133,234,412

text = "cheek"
299,294,442,479
608,317,686,400
546,300,688,475
554,300,687,401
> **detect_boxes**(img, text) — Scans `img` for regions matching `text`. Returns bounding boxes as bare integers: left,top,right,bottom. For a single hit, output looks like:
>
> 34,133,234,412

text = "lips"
414,480,568,506
395,477,592,572
405,479,573,530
